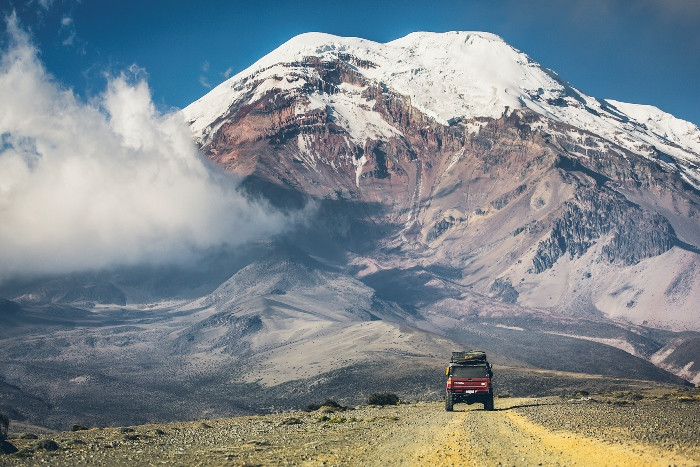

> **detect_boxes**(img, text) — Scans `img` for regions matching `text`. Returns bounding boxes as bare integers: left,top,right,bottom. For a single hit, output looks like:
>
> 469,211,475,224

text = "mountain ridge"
183,31,700,190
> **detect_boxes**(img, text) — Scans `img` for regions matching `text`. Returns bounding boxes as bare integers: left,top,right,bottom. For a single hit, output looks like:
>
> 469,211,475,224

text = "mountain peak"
183,30,554,136
280,30,507,52
183,31,700,187
387,30,506,46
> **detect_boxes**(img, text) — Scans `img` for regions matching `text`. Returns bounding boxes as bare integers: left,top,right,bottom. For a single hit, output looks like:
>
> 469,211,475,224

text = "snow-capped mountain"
184,31,700,189
3,32,699,430
181,31,700,331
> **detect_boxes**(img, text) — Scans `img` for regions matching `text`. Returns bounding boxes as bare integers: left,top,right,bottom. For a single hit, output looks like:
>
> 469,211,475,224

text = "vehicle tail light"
446,377,452,389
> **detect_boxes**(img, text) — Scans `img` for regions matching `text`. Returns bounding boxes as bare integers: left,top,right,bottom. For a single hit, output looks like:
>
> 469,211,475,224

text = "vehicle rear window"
451,365,489,378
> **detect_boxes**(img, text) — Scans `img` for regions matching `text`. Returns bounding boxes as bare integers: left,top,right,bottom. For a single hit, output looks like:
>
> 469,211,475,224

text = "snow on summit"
258,30,559,124
184,31,557,131
183,31,700,187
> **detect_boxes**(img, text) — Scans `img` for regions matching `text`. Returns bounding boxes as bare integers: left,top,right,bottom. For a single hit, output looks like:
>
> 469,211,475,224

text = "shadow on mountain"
360,267,460,306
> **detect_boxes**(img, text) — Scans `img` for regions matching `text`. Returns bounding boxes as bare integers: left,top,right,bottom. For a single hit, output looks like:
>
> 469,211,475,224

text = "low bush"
33,439,59,451
279,417,303,425
366,393,400,406
316,415,348,424
304,399,345,412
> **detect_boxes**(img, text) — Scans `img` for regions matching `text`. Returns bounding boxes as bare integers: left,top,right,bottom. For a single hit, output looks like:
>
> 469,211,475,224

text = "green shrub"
366,393,400,406
33,439,59,451
279,417,303,425
305,399,345,412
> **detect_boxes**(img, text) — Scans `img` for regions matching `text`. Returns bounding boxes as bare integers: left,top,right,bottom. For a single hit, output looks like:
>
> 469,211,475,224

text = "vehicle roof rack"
451,350,487,363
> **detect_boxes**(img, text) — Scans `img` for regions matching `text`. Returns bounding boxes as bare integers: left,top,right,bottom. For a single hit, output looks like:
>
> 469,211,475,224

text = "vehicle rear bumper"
448,390,491,405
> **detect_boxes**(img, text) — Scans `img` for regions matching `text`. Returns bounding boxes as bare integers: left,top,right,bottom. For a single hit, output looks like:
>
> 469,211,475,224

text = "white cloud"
199,61,212,87
0,16,294,281
37,0,54,10
198,75,211,88
59,15,76,46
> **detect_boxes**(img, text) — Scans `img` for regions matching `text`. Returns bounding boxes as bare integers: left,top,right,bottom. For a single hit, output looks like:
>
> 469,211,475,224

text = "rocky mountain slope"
1,31,699,430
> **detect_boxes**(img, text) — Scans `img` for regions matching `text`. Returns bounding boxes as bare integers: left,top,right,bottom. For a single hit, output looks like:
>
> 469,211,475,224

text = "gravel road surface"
2,388,698,466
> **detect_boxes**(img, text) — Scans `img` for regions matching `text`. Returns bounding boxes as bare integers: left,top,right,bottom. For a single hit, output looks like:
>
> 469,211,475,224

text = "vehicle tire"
445,391,454,411
484,393,494,411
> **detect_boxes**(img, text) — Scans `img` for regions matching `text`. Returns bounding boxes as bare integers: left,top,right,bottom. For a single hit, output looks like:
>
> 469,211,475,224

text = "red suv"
445,351,494,411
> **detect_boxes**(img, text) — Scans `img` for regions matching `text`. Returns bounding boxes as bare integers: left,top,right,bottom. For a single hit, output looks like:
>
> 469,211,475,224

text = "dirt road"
3,390,699,466
355,397,698,466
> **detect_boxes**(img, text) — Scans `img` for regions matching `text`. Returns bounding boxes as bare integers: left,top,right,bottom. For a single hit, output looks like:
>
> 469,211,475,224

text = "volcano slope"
184,33,700,333
183,32,700,382
0,239,692,431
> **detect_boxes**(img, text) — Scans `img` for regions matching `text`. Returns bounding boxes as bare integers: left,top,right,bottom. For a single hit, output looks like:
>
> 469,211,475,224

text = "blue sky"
4,0,700,125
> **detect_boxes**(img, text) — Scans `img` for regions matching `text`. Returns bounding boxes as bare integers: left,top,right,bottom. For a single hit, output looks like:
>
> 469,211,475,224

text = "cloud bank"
0,16,289,281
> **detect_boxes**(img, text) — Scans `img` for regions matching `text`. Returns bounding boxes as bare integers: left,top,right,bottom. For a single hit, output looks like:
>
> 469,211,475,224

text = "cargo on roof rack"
451,350,487,363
